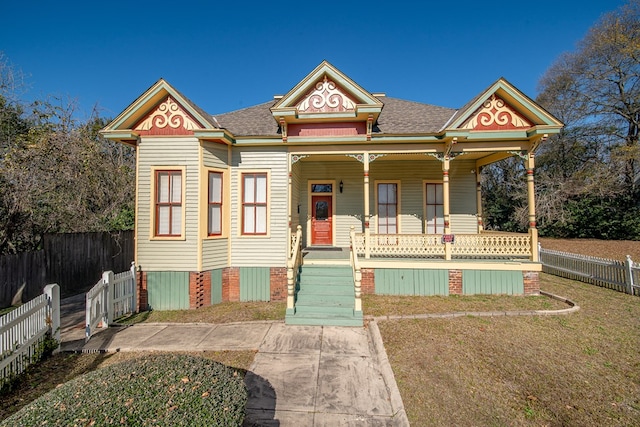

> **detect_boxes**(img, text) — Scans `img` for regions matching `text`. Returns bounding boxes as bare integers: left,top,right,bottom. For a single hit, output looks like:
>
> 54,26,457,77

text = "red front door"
311,195,332,245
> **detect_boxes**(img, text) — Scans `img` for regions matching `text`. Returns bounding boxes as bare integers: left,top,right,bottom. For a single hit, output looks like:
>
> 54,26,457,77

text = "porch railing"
287,226,303,312
349,227,362,313
354,232,532,260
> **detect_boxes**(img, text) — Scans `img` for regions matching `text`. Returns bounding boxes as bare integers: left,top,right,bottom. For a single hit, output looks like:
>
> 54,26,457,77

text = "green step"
286,312,363,327
285,264,362,327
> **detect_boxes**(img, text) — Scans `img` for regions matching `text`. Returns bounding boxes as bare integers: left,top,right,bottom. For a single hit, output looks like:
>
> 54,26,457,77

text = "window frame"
375,180,401,234
423,181,445,234
207,170,223,236
241,171,269,236
151,167,186,240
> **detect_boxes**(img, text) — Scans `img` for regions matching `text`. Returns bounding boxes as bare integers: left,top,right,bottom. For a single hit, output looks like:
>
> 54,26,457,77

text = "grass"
378,273,640,426
0,350,255,421
3,271,639,425
1,354,248,426
116,301,287,324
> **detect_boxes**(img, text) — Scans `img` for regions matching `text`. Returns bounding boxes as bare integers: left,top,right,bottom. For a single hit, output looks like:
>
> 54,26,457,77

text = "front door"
311,195,332,245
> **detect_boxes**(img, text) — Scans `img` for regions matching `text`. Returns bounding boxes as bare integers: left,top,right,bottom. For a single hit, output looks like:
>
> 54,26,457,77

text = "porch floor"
302,247,350,264
300,247,540,271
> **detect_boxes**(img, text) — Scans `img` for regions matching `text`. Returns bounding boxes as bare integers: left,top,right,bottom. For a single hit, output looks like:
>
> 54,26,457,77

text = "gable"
270,61,384,141
295,76,358,113
446,78,563,135
460,94,532,131
134,96,202,136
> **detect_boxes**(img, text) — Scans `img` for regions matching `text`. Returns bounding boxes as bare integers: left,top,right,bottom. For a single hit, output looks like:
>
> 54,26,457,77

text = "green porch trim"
462,270,524,295
374,268,449,296
146,271,190,310
239,267,270,301
211,268,223,305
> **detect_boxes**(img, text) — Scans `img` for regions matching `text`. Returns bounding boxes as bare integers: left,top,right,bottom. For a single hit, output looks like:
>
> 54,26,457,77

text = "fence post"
625,255,635,295
103,271,114,326
44,284,60,352
130,262,137,314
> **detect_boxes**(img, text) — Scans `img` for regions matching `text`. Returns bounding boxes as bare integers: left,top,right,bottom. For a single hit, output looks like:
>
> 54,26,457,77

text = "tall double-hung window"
242,173,268,235
377,183,398,234
425,182,444,234
208,171,223,236
155,170,182,237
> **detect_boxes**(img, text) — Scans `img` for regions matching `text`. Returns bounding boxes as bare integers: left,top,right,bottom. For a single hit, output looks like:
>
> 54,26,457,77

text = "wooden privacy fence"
0,231,134,308
539,245,640,296
86,263,137,341
0,284,60,389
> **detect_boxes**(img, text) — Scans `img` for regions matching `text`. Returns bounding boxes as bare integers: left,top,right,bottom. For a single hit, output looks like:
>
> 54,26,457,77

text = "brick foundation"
136,270,148,312
270,267,287,301
523,271,540,295
449,269,462,295
189,271,212,309
222,267,240,302
361,268,375,294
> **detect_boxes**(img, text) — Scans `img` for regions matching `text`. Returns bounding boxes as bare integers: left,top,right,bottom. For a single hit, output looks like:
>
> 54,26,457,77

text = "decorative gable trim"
461,94,531,130
446,78,564,132
135,96,202,135
297,76,357,113
271,61,384,140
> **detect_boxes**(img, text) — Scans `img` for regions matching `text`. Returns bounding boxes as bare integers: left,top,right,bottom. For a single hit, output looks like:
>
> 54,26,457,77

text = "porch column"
526,153,539,262
364,152,371,259
287,153,292,229
476,166,484,232
443,157,452,260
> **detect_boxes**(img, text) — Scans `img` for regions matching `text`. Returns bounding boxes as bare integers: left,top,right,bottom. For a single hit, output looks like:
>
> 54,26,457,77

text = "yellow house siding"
201,142,230,270
230,148,288,267
298,161,363,247
449,159,478,233
202,142,228,168
369,160,441,234
202,238,228,270
137,137,199,271
291,161,302,230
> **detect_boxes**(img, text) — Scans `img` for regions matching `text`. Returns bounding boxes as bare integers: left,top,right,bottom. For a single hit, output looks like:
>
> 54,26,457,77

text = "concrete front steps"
286,265,363,327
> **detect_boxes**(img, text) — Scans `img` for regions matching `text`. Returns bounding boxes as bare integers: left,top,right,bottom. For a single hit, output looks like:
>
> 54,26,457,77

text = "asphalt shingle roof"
212,97,458,137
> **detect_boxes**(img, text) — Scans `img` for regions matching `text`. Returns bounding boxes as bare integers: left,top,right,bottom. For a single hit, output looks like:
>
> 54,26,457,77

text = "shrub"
0,353,247,426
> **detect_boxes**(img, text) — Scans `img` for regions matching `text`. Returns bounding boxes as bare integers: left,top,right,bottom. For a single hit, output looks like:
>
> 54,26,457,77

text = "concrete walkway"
60,316,408,426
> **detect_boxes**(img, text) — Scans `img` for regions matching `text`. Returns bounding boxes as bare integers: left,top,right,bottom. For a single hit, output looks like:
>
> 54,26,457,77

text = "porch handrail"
349,226,362,313
286,225,303,311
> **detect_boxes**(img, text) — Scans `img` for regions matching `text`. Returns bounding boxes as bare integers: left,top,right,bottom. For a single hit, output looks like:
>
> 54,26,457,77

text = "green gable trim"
375,268,449,295
211,268,223,305
462,270,524,295
146,271,190,310
239,267,270,301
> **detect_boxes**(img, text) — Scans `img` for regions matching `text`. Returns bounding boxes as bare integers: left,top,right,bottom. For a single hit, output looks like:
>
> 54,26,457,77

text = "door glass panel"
315,201,329,220
312,184,332,193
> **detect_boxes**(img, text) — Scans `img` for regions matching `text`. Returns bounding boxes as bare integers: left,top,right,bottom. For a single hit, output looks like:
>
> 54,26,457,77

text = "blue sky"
1,0,627,120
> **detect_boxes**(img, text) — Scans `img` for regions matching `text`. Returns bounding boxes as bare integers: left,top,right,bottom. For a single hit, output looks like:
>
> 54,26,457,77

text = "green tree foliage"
0,55,135,254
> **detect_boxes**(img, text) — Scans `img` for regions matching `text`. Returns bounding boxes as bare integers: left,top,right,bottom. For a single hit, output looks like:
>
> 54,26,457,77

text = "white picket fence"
539,245,640,296
86,263,136,341
0,284,60,389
